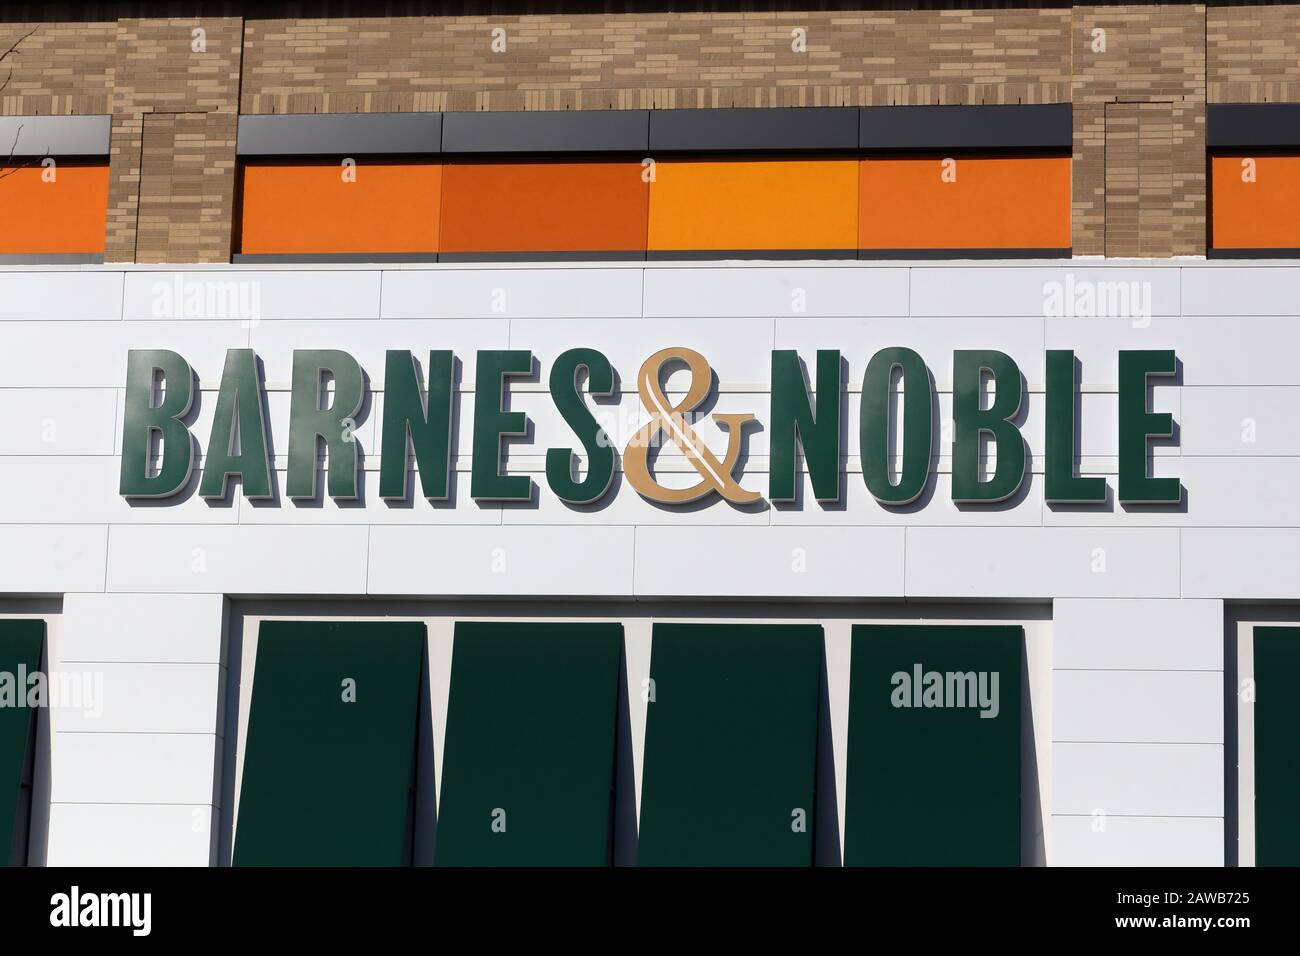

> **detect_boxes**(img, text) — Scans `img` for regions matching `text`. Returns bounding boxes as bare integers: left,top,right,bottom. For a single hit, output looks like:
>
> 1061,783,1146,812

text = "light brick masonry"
0,2,1293,262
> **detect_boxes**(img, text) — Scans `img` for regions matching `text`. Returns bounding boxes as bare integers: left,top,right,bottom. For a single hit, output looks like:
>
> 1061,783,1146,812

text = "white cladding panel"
0,261,1278,867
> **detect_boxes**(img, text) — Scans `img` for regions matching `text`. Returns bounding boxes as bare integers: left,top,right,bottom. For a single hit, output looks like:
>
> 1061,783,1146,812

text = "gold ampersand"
624,347,760,504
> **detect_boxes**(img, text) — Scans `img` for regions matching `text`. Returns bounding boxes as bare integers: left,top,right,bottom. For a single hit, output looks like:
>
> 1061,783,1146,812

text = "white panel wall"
0,259,1281,865
42,593,226,866
1051,598,1224,866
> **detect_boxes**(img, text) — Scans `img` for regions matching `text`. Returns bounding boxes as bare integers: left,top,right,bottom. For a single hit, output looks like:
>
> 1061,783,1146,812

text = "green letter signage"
1044,349,1105,504
861,347,933,506
1118,349,1181,504
200,349,272,500
286,349,365,501
769,350,841,503
118,343,1185,514
952,350,1026,503
119,349,195,498
545,348,616,505
379,350,454,502
471,350,534,502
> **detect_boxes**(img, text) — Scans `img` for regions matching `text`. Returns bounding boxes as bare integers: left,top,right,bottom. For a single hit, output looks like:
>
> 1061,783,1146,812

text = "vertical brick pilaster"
1073,102,1107,256
103,112,143,263
1072,4,1206,257
1170,98,1206,257
104,16,243,264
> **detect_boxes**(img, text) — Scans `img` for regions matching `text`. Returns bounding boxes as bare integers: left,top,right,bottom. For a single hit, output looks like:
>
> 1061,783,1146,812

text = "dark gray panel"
236,113,442,156
1206,248,1300,259
646,249,857,261
441,110,648,153
649,107,859,152
438,250,647,262
233,253,439,264
859,104,1072,151
859,248,1071,260
0,116,110,157
0,254,104,264
1208,104,1300,148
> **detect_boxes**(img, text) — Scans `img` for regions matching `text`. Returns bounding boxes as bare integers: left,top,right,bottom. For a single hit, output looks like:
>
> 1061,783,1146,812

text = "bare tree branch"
0,124,48,183
0,27,38,99
0,28,42,181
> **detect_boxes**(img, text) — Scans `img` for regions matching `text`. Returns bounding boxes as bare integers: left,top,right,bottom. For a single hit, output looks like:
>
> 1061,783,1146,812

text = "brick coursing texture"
104,17,242,263
1072,4,1207,257
1209,1,1300,103
239,6,1073,113
0,14,241,263
3,3,1300,262
0,19,115,115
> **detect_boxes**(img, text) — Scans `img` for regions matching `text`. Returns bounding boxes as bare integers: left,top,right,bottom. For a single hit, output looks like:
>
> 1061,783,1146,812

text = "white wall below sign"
1,258,1286,866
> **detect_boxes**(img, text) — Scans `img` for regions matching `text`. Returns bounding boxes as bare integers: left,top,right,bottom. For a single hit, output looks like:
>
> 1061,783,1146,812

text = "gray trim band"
0,115,110,157
646,249,859,261
1206,247,1300,259
859,104,1072,151
859,248,1071,260
237,105,1074,158
231,249,1077,263
236,113,442,157
649,107,859,153
1208,104,1300,149
437,250,647,262
442,110,649,153
233,253,439,263
0,253,104,264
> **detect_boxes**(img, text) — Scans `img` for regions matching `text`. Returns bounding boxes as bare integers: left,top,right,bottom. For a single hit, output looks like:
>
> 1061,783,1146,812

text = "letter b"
120,350,195,498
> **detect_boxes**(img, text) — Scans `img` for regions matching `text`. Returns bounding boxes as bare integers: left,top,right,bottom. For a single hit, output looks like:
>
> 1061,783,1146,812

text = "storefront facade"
2,2,1300,869
1,258,1295,866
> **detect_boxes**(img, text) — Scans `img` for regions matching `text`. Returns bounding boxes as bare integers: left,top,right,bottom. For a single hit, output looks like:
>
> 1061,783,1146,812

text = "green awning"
845,624,1022,866
1254,626,1300,866
435,621,622,866
637,623,822,866
233,621,426,866
0,620,42,867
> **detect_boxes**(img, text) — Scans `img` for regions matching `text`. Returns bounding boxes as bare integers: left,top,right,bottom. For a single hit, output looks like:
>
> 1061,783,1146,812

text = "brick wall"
0,17,115,115
1,2,1299,262
103,17,242,263
1210,1,1300,103
0,11,241,263
239,5,1073,114
1072,4,1207,257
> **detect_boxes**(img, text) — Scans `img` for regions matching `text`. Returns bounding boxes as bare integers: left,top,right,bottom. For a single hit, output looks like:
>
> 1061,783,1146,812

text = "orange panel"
239,162,441,254
859,156,1071,251
440,161,648,253
1211,154,1300,249
647,159,858,253
0,163,107,254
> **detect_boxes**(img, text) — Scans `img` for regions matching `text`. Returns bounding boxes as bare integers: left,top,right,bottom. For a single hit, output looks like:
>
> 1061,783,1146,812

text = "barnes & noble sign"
118,345,1182,508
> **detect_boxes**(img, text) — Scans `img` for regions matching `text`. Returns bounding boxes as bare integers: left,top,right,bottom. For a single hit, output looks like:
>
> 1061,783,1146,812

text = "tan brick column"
104,16,243,264
1072,4,1206,257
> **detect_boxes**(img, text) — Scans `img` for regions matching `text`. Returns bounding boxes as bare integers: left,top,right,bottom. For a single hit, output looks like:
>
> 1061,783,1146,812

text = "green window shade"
0,621,42,867
845,624,1021,866
1254,627,1300,866
436,622,622,866
234,621,426,866
637,623,821,866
